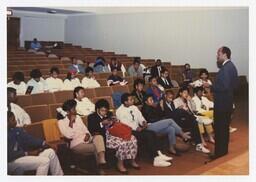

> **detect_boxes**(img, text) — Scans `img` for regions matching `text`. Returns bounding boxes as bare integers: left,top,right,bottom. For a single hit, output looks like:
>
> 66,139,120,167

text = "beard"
216,60,224,69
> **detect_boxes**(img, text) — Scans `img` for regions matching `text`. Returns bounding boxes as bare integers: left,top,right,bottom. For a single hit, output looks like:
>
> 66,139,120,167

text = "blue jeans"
147,119,182,145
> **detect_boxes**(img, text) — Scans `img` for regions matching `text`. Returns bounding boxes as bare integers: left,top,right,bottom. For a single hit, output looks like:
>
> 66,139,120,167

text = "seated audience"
107,57,126,77
68,57,85,74
93,57,110,73
141,94,191,155
27,69,48,94
81,67,100,89
128,58,144,78
57,100,106,173
30,38,42,51
182,63,193,87
62,71,81,91
88,99,139,174
157,69,174,89
73,86,95,116
8,111,63,175
151,59,165,78
131,78,146,108
146,76,164,104
7,72,27,95
107,67,128,86
116,93,173,167
192,87,215,145
173,87,210,153
191,69,212,88
7,87,31,127
45,67,64,92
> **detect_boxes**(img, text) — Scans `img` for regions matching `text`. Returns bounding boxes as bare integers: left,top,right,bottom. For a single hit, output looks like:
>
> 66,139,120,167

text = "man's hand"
136,127,143,132
84,133,91,142
101,119,113,125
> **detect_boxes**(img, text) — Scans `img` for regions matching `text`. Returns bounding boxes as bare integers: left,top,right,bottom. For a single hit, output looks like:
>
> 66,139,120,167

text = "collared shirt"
81,77,100,89
75,98,95,116
58,115,91,148
223,59,230,66
10,103,31,127
161,77,169,85
116,104,146,130
27,78,48,94
62,78,81,91
191,79,212,88
128,65,144,77
157,66,162,77
45,77,64,92
192,95,214,113
30,42,42,50
7,81,27,95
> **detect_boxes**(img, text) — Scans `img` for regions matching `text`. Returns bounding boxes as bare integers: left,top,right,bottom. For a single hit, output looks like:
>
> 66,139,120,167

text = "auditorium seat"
24,122,45,140
31,92,55,105
111,85,129,93
17,95,32,107
96,79,108,86
98,72,112,79
54,90,73,103
92,96,114,109
94,86,113,97
84,88,96,98
125,76,134,84
49,103,63,118
24,105,50,123
128,83,134,92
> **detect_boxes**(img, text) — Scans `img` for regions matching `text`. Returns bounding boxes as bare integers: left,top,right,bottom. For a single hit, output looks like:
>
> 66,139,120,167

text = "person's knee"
43,148,56,160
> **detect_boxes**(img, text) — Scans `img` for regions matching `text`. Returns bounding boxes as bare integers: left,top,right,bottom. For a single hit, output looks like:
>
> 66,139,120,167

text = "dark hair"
149,76,157,82
165,90,174,96
85,67,94,74
193,86,204,94
121,93,132,104
184,63,190,68
133,57,141,64
30,69,42,79
57,99,77,120
33,38,37,42
156,59,161,62
199,69,209,78
66,72,72,80
95,99,110,110
133,78,145,89
73,86,84,98
12,72,25,82
7,87,16,94
111,67,118,72
160,68,168,74
178,86,189,95
221,46,231,59
143,94,154,103
50,67,60,74
111,57,117,61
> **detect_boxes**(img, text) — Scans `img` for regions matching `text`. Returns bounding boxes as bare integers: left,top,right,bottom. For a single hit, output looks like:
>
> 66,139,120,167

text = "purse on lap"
107,122,132,140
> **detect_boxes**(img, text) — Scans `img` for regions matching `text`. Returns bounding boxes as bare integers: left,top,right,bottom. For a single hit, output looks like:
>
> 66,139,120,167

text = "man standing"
210,46,238,159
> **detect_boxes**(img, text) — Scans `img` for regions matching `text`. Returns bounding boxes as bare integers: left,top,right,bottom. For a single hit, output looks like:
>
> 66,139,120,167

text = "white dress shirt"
116,104,146,130
81,77,100,89
191,79,212,88
75,98,95,116
7,81,27,95
62,78,81,91
10,103,31,127
45,77,64,92
27,78,48,94
192,95,214,113
58,115,91,148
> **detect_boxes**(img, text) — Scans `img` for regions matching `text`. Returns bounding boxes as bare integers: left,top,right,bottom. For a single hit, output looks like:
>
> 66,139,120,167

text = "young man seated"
88,99,139,174
62,71,81,91
107,67,128,86
68,57,85,74
127,58,144,78
27,69,48,94
8,72,27,95
7,87,31,127
141,94,191,156
157,69,174,89
182,63,193,87
150,59,165,78
162,89,210,154
30,38,42,51
73,86,95,116
107,57,126,77
81,67,101,89
93,57,110,73
146,76,164,104
131,78,146,109
45,67,64,92
116,93,173,167
8,111,63,175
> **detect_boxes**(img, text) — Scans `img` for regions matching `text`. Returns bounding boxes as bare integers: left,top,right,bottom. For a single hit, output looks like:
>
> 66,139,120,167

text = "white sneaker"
153,156,172,167
196,144,210,153
157,150,173,161
229,127,237,133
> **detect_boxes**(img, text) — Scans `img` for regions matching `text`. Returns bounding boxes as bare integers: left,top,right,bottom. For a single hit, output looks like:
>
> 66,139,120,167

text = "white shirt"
75,98,95,116
191,79,212,88
192,95,214,113
27,78,48,94
62,78,81,91
223,59,230,66
45,77,64,92
10,103,31,127
7,81,27,95
58,115,91,149
81,77,100,89
161,77,170,85
116,104,146,130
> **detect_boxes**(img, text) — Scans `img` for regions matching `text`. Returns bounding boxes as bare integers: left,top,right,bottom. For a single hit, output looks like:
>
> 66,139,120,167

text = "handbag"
107,122,132,140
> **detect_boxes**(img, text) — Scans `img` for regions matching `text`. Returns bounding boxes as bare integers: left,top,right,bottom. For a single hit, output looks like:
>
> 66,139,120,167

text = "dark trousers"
132,130,158,158
214,110,231,157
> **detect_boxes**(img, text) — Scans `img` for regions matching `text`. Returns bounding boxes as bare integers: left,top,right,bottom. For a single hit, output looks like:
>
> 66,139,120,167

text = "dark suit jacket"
151,65,165,77
213,61,238,113
141,104,164,123
157,77,174,89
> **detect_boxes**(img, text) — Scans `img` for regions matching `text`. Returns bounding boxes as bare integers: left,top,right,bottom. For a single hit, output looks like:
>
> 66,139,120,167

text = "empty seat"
98,72,112,79
17,95,32,107
94,86,112,97
84,88,96,98
54,90,74,103
111,85,129,94
96,79,108,86
49,103,63,119
31,92,55,105
92,96,114,109
24,105,50,123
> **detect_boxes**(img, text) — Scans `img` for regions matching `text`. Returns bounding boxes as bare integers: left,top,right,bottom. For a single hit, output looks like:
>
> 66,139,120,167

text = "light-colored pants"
72,135,105,163
147,119,182,145
8,148,64,175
